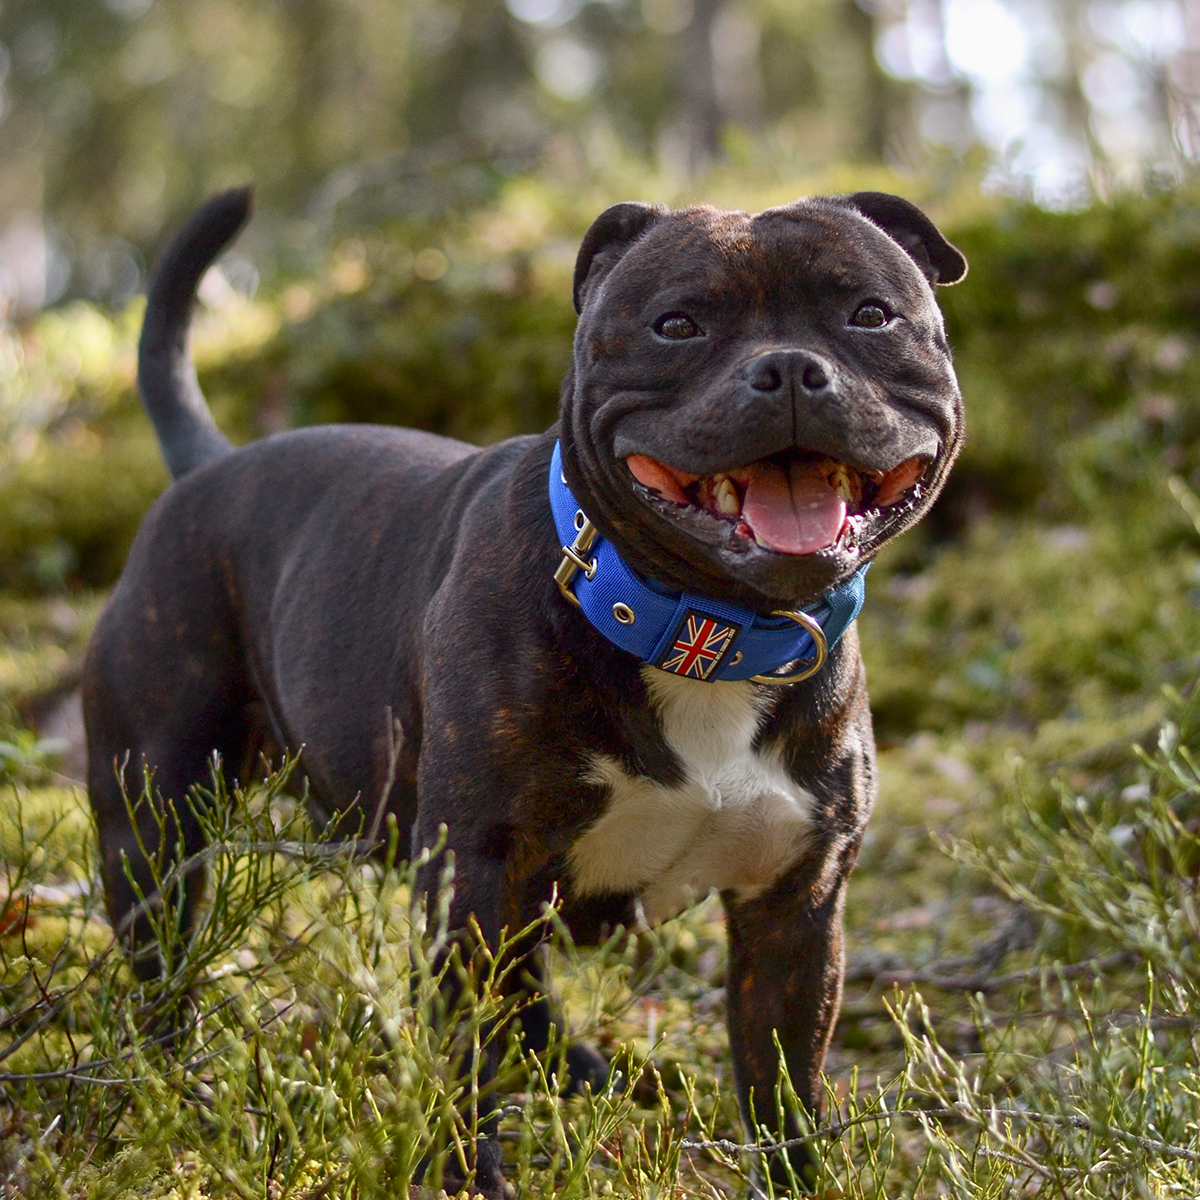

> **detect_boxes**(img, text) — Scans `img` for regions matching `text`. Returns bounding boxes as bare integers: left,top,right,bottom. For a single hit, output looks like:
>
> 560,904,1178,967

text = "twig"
845,950,1135,994
681,1104,1200,1164
977,1147,1065,1179
846,904,1044,993
683,1107,957,1154
367,710,404,848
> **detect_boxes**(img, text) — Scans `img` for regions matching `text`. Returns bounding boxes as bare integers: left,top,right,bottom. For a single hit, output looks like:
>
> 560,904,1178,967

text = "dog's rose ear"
838,192,967,285
574,202,668,314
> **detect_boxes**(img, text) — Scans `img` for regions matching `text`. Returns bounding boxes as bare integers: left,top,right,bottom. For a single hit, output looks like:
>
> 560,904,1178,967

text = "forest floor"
3,482,1200,1198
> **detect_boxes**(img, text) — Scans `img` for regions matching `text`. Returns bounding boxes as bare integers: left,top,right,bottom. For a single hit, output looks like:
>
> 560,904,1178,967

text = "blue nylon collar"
549,441,867,683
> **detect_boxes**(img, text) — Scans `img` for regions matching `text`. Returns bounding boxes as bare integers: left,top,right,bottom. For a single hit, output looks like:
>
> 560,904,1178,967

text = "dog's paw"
563,1038,616,1095
425,1138,513,1200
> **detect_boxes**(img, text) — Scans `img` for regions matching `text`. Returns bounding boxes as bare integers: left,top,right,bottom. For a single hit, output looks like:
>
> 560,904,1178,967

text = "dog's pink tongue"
742,461,846,555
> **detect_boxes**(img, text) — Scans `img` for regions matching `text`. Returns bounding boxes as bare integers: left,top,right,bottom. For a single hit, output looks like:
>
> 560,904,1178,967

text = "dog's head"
559,192,966,610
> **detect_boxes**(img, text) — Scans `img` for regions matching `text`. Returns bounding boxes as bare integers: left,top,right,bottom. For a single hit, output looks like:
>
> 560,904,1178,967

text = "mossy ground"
4,179,1200,1196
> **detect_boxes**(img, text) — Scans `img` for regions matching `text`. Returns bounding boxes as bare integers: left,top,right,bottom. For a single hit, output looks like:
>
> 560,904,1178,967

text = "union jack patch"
657,611,740,681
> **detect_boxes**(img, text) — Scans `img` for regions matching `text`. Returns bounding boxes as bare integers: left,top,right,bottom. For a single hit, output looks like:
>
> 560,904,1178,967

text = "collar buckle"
553,510,598,608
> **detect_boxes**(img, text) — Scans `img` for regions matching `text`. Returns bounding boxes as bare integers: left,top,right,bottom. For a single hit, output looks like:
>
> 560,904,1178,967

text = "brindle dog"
84,188,965,1196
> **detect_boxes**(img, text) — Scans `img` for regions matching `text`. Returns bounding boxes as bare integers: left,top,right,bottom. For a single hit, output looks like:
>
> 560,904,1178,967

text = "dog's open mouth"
626,450,928,556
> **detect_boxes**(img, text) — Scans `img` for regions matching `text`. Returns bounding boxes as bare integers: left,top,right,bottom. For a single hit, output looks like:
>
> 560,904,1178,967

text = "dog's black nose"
744,350,833,394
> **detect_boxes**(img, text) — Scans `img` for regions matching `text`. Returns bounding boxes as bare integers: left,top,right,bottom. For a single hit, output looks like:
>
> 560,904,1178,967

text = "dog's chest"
569,669,815,923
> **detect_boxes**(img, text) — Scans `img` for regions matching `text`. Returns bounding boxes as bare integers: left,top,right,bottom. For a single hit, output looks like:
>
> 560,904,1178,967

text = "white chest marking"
569,667,816,923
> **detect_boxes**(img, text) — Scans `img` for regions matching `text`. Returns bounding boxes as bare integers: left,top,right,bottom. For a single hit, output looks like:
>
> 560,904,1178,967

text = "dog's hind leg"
84,588,255,987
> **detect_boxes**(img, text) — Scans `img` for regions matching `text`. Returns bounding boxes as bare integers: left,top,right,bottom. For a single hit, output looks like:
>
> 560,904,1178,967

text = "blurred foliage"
0,0,915,309
936,191,1200,529
5,177,1200,736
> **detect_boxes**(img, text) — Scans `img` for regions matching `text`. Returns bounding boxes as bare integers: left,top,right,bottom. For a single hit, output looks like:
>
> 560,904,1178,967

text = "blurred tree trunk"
291,0,334,181
680,0,725,173
1170,0,1200,158
1053,0,1108,194
844,0,890,163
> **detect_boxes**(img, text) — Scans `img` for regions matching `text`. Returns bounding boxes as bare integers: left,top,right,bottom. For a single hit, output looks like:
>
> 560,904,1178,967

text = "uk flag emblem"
657,611,740,680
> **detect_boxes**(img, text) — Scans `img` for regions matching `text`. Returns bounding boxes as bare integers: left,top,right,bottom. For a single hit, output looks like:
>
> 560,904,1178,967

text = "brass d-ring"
749,610,828,685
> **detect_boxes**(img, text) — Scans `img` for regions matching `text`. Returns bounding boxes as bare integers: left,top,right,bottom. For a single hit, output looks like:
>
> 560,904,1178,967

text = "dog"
84,187,965,1196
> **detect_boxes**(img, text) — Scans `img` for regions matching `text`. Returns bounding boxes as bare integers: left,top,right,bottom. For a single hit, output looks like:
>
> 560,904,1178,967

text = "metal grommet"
613,603,635,625
730,651,743,666
574,509,586,532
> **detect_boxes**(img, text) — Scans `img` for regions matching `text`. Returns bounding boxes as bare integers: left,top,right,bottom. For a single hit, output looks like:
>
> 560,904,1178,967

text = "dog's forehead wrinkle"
606,206,934,326
756,201,940,299
632,231,753,293
622,207,840,296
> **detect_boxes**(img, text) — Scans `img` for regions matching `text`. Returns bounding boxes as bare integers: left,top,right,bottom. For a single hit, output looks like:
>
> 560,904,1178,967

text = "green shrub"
6,182,1200,593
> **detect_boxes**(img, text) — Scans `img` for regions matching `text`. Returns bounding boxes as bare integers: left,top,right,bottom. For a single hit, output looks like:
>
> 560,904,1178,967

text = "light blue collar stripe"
549,441,867,682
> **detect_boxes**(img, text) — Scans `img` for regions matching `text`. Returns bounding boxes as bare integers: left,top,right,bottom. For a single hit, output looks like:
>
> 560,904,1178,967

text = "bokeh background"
1,0,1199,315
4,0,1200,602
8,4,1200,1196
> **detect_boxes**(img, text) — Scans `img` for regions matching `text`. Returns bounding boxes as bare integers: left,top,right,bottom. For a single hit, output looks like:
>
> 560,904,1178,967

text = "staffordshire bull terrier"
84,187,965,1196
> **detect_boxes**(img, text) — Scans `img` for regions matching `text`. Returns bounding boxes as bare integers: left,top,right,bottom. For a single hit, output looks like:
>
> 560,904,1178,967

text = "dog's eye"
850,303,891,329
654,313,702,340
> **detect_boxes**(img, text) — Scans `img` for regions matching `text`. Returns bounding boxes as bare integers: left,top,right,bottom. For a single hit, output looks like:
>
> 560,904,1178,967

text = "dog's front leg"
723,848,855,1195
411,834,513,1199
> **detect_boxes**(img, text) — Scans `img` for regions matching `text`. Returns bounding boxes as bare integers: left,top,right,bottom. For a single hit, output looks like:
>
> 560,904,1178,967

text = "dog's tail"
138,188,253,480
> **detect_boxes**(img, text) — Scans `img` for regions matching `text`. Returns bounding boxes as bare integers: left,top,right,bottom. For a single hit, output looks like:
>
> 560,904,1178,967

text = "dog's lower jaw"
559,424,871,611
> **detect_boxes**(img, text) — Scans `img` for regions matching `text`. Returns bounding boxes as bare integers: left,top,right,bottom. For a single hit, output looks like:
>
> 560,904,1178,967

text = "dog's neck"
548,441,867,685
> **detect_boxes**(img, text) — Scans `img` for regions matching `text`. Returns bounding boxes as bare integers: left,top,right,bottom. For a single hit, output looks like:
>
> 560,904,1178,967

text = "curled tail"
138,187,253,480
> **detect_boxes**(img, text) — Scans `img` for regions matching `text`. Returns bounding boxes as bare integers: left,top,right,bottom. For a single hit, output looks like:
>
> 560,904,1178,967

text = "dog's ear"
838,192,967,285
574,202,668,314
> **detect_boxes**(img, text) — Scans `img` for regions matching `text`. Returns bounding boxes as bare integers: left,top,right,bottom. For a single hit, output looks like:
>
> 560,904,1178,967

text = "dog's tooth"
714,476,741,516
828,463,859,505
